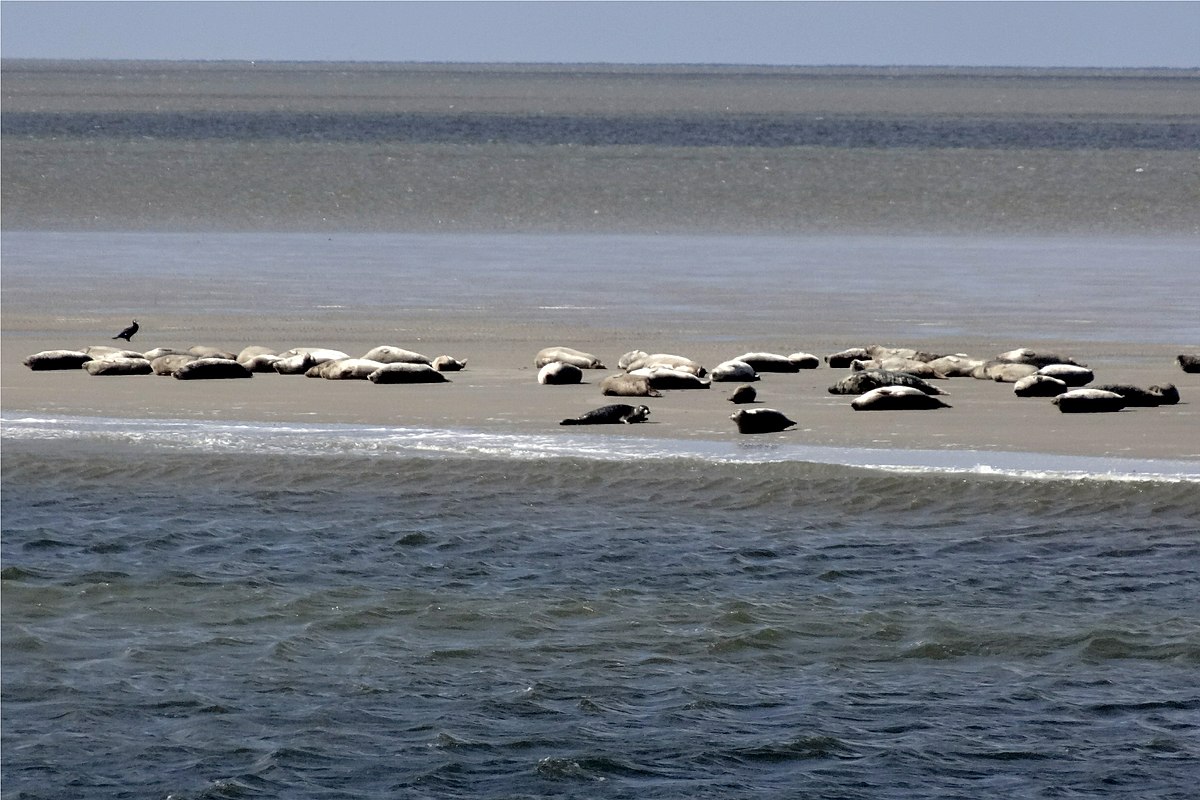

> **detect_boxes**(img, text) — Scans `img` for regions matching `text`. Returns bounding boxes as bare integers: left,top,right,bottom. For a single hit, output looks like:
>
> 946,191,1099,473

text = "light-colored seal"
560,404,651,425
431,355,467,372
787,352,821,369
173,358,253,380
866,345,943,362
628,367,710,389
825,348,872,368
730,408,796,434
368,363,449,383
973,361,1039,383
22,350,93,370
361,346,432,365
728,384,757,404
308,358,387,380
236,345,277,363
535,347,605,369
538,361,584,385
141,347,190,360
85,357,153,376
83,345,142,359
1176,354,1200,373
623,353,705,376
851,386,951,410
239,354,282,373
151,353,200,375
926,354,984,378
731,352,800,373
1013,374,1068,397
1037,364,1093,386
1052,389,1125,413
995,348,1084,368
1091,383,1179,406
272,352,318,375
599,373,662,397
828,369,947,396
617,350,649,370
188,346,238,360
710,359,759,382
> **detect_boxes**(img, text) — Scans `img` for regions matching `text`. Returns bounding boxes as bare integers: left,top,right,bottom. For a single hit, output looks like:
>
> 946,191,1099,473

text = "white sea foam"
5,413,1198,483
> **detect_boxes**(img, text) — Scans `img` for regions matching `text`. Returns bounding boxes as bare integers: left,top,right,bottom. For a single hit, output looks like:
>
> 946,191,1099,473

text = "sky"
1,1,1197,69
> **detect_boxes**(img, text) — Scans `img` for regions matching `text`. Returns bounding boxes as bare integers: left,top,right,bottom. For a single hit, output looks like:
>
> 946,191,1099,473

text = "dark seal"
560,404,651,425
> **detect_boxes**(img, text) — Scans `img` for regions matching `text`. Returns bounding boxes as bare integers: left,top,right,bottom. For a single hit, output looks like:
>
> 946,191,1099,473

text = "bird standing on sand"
113,320,139,341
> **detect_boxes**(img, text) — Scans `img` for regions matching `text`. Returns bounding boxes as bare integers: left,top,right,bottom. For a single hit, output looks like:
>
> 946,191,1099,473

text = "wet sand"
5,310,1198,463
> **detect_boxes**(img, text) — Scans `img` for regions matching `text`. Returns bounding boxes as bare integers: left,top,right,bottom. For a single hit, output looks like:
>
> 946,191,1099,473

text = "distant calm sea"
3,63,1199,799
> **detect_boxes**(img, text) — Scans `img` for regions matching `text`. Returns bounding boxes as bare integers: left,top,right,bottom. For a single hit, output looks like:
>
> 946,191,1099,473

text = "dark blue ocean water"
3,420,1199,799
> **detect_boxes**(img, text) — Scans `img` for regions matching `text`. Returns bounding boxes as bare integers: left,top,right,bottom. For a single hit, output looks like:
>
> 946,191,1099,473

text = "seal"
85,357,153,376
1052,389,1125,413
926,354,984,378
1177,354,1200,373
308,358,386,380
618,350,649,370
1037,364,1094,386
431,355,467,372
278,347,350,363
368,363,449,383
825,348,872,368
867,345,944,362
628,367,710,389
362,345,432,365
560,404,650,425
730,408,796,434
787,352,821,369
236,345,277,363
173,358,253,380
239,353,282,373
22,350,93,370
1091,383,1180,406
83,345,142,359
538,361,584,385
731,352,800,373
728,384,757,404
623,353,705,376
851,386,951,410
973,361,1039,383
600,373,662,397
273,352,319,375
188,346,238,360
151,353,200,375
851,358,945,379
828,369,947,396
995,348,1084,368
535,347,605,369
710,359,759,382
1013,374,1068,397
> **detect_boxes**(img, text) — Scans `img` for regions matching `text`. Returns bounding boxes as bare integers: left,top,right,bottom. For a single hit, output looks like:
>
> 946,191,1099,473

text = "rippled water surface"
4,421,1199,799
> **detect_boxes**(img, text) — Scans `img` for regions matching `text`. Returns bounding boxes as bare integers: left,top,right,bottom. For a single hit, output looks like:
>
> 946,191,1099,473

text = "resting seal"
560,403,650,425
730,408,796,434
1177,354,1200,373
308,358,386,380
535,347,605,369
85,357,153,376
628,367,710,389
1013,374,1068,397
1037,364,1093,386
188,346,238,360
1091,383,1179,406
995,348,1084,368
731,352,800,373
361,345,432,365
22,350,93,370
926,354,984,377
828,369,947,396
236,345,277,362
623,353,705,376
431,355,467,372
973,361,1039,383
151,353,200,375
600,373,662,397
368,363,449,383
1052,389,1125,413
710,359,759,382
538,361,584,385
173,358,253,380
825,348,872,368
851,386,951,410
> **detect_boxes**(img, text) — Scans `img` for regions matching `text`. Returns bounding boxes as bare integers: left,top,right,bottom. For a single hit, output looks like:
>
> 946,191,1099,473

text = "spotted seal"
1052,389,1126,413
535,347,605,369
828,369,947,396
22,350,93,370
851,386,951,410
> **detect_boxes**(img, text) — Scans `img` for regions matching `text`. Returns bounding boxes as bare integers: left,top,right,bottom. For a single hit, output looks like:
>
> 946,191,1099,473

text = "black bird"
112,320,139,341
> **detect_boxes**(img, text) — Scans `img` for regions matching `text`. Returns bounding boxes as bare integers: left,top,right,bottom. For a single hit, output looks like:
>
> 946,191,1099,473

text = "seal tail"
559,418,582,425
